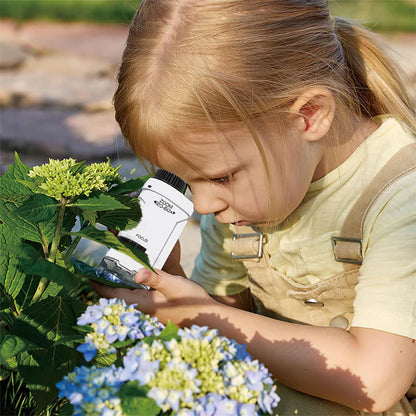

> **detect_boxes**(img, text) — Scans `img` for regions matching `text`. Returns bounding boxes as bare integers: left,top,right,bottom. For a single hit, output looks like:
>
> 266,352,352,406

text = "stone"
0,52,117,110
0,39,34,69
0,107,134,160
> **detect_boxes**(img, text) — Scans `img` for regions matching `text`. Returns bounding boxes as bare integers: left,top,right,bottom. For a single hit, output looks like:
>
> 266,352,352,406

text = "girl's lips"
231,220,250,226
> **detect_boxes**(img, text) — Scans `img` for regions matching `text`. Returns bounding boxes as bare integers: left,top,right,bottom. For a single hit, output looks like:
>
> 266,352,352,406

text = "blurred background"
0,0,415,273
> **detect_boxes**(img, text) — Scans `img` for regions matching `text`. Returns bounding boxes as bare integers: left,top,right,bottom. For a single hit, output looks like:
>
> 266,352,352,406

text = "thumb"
135,268,180,295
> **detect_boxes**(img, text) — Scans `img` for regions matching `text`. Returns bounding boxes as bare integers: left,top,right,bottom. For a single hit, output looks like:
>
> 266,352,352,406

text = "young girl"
92,0,416,414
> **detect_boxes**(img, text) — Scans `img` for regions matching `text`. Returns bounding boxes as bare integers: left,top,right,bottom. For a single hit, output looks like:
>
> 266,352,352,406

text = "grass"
329,0,416,33
0,0,140,25
0,371,63,416
0,0,415,32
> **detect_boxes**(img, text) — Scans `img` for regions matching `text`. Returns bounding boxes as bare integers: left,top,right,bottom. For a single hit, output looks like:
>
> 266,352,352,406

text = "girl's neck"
313,117,380,181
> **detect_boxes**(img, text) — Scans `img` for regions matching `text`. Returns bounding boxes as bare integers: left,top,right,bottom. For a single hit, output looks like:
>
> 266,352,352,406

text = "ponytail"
335,17,416,135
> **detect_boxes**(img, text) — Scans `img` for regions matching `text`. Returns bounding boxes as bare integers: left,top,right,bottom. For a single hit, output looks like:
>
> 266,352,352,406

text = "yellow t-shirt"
191,117,416,340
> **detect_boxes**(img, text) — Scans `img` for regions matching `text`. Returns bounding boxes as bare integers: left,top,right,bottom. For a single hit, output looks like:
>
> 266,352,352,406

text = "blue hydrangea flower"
258,387,281,414
56,365,124,416
119,344,160,384
64,298,280,415
76,337,97,362
76,298,164,362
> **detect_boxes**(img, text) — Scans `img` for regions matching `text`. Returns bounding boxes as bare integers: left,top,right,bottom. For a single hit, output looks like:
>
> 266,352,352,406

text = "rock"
0,20,128,64
0,52,117,110
0,107,134,160
0,39,34,69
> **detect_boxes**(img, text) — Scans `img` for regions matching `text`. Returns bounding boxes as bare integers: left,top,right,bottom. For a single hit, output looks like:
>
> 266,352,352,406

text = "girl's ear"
289,87,335,142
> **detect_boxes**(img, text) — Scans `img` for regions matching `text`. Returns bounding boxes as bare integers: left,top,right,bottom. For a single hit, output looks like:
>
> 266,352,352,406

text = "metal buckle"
331,236,363,265
231,232,263,259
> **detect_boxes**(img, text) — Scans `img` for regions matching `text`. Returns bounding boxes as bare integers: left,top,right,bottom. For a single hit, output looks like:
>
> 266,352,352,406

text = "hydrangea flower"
58,298,280,415
115,321,279,414
56,365,124,416
76,298,164,362
27,158,120,199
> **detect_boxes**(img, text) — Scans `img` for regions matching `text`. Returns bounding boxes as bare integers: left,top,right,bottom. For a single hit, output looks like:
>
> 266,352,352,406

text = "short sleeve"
191,214,249,296
352,171,416,339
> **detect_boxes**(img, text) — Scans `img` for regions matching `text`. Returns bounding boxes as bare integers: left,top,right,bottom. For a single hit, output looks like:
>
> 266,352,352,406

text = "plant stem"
39,227,50,258
48,197,67,263
32,277,49,303
33,198,67,302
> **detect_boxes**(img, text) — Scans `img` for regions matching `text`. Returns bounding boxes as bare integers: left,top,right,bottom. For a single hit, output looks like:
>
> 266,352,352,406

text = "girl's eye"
210,175,231,185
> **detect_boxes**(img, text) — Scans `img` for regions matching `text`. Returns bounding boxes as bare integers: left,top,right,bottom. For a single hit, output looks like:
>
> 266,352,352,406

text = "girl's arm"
211,288,254,312
91,269,416,412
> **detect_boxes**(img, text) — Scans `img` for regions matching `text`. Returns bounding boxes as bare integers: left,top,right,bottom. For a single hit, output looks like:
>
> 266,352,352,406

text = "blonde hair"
114,0,415,167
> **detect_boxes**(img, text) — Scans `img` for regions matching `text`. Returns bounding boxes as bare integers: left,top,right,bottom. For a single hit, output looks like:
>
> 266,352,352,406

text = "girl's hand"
89,268,215,326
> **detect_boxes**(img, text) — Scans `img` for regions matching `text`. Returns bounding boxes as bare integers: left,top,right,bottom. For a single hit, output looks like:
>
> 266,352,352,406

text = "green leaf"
14,243,79,290
159,320,180,341
58,402,74,416
0,286,14,311
11,297,86,409
0,326,8,341
40,280,66,299
80,209,97,225
108,175,151,195
11,296,86,347
28,259,79,290
68,160,86,176
0,368,10,380
14,194,59,222
0,177,33,203
67,225,154,271
62,209,77,234
0,199,40,243
0,224,27,310
69,194,130,211
1,152,31,181
96,195,141,231
143,320,180,345
119,381,160,416
54,333,85,347
17,177,47,195
94,351,117,367
0,334,39,364
75,325,94,334
1,199,57,244
112,337,136,349
0,309,15,327
17,348,75,412
14,274,39,311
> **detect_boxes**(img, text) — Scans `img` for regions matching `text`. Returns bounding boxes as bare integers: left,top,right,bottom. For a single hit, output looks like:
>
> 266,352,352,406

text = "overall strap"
332,143,416,269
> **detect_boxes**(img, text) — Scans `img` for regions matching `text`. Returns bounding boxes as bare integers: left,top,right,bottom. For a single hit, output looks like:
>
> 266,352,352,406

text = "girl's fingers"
88,278,159,308
134,268,207,302
134,268,182,296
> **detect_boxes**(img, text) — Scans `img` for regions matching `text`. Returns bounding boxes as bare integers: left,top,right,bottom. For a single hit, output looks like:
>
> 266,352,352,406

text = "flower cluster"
117,325,279,415
76,298,165,362
56,365,124,416
28,158,120,199
58,299,280,416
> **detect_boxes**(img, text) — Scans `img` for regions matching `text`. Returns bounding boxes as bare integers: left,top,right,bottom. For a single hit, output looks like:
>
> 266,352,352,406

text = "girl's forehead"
155,127,257,179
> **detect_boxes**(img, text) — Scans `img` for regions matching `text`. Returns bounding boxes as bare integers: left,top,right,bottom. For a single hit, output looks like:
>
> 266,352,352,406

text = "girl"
92,0,416,414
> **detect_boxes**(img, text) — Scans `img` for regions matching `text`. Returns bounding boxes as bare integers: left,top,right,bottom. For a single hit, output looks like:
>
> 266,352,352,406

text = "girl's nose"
191,185,228,216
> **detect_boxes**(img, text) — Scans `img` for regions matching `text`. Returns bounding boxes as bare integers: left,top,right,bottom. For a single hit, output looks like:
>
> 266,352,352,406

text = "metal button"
304,298,324,307
329,315,349,329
